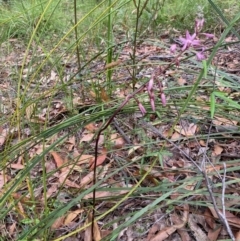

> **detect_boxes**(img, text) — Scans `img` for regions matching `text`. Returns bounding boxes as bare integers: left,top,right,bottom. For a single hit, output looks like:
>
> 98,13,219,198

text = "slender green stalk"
106,0,113,96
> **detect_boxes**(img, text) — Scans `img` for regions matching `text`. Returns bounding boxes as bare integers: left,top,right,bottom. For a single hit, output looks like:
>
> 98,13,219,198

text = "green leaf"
202,60,207,78
210,92,216,119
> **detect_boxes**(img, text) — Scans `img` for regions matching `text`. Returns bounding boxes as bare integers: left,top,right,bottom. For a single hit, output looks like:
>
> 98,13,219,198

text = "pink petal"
196,51,205,61
201,33,214,38
170,44,177,53
186,30,191,39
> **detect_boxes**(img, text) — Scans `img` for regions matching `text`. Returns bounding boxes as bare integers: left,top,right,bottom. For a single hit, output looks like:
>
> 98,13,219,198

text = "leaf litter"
1,32,240,240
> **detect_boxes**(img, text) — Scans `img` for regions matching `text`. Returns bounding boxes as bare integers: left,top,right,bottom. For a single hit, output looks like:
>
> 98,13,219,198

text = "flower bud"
150,98,155,112
148,77,154,92
138,102,146,116
161,93,166,106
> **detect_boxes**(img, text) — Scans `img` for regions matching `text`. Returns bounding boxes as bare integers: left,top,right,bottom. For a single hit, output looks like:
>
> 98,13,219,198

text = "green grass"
1,0,240,240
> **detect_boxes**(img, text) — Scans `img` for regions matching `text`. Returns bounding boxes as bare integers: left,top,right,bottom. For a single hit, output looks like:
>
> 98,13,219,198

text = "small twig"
222,162,226,218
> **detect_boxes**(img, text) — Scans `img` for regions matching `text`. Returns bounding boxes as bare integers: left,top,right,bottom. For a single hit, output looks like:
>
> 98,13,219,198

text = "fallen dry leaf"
51,216,65,230
12,193,38,207
208,206,240,228
172,213,191,241
89,147,107,170
84,123,98,133
66,136,76,151
83,189,129,200
10,163,25,170
147,224,160,241
80,133,95,143
188,214,210,241
177,76,187,85
79,171,94,187
204,208,215,229
207,225,222,241
104,60,121,69
46,184,58,198
84,213,101,241
64,209,84,225
0,128,8,147
149,204,189,241
174,123,197,137
110,133,125,149
8,222,17,236
51,151,65,168
170,131,181,141
51,152,81,188
100,87,110,102
77,154,94,165
212,144,223,156
213,117,238,126
235,230,240,240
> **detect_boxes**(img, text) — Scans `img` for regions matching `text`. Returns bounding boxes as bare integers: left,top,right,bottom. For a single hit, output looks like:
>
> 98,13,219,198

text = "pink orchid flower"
179,31,201,51
170,44,177,53
196,51,205,61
